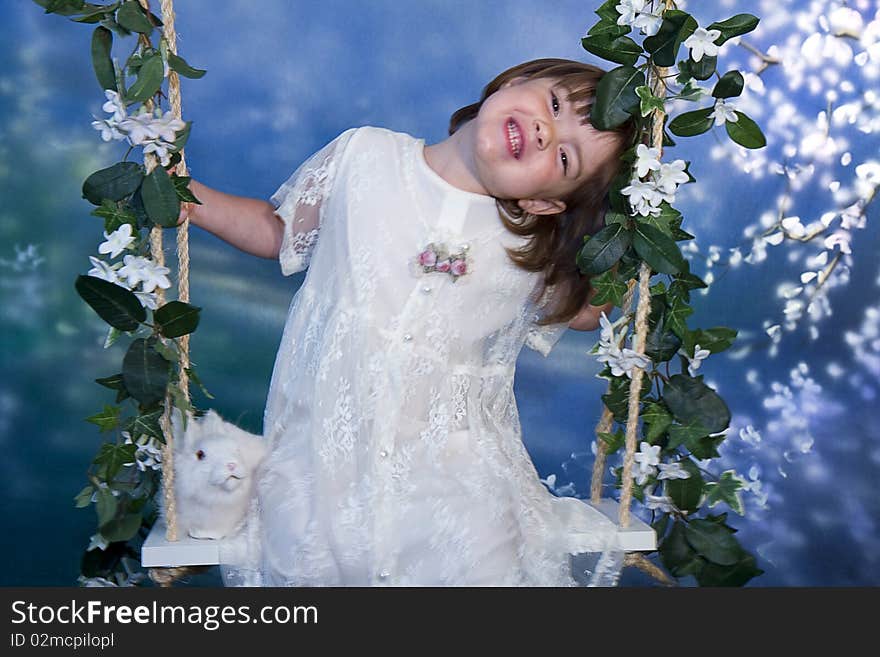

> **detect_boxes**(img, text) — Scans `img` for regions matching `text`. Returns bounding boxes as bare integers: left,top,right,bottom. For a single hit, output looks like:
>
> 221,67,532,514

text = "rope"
137,0,192,584
587,0,674,586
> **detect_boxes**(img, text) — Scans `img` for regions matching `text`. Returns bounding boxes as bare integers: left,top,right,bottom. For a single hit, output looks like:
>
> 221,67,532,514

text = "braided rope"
136,0,191,579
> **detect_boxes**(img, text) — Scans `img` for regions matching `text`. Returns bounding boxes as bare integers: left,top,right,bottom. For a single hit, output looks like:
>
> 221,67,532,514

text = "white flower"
615,0,645,26
654,159,689,197
680,343,711,376
142,139,174,166
101,90,127,121
123,431,163,472
598,310,616,345
87,533,109,552
151,109,186,143
657,461,691,480
98,224,135,259
118,109,159,146
91,118,126,142
709,98,739,126
634,441,661,471
133,290,159,310
87,256,123,285
633,9,662,37
634,144,662,178
644,492,675,513
683,27,722,62
621,179,664,216
117,255,171,293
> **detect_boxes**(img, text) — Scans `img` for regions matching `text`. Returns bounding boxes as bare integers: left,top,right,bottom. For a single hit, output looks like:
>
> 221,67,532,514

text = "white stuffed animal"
168,408,267,540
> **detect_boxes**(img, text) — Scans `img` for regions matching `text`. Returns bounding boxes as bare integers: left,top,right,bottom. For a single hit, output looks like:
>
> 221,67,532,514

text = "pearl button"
379,449,388,458
403,333,412,342
422,285,432,294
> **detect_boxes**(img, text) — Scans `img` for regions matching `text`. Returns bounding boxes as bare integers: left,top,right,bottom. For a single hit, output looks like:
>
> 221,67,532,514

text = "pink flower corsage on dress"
412,242,471,282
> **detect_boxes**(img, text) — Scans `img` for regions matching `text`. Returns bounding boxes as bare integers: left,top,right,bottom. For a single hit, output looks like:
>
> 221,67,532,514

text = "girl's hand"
177,200,196,226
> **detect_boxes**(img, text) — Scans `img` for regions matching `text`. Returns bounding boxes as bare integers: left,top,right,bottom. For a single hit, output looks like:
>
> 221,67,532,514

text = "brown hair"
449,58,636,326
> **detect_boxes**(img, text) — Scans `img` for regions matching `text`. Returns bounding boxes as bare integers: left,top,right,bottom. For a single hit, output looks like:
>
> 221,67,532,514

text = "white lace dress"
218,126,625,586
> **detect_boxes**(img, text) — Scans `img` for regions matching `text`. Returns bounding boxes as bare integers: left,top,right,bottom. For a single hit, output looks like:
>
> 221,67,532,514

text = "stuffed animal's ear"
170,405,196,446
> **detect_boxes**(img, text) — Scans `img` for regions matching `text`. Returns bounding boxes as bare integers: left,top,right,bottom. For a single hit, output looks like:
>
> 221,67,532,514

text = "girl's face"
471,76,619,214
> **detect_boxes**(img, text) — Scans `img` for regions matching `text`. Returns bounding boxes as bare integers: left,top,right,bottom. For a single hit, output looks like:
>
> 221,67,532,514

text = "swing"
141,0,667,587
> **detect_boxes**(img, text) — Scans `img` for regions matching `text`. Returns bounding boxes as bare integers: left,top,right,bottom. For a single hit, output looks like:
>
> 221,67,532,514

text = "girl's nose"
227,462,236,471
534,119,552,150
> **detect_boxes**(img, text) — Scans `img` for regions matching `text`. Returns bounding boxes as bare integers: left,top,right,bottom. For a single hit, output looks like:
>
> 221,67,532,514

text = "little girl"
180,58,634,586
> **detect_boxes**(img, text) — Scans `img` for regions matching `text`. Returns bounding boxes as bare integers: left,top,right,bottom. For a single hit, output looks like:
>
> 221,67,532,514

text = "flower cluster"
621,145,690,216
615,0,662,37
91,90,186,166
414,242,470,282
87,224,171,310
122,430,164,472
633,441,692,487
595,310,652,378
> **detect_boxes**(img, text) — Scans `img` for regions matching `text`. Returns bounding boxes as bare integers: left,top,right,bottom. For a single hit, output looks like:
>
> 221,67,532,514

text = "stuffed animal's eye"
196,449,205,460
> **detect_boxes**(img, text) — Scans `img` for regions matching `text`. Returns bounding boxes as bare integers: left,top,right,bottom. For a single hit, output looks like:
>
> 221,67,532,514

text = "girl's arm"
568,289,614,332
178,179,283,260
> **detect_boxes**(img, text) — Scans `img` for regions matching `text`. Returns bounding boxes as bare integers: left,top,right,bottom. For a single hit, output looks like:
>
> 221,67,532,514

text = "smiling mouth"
506,118,523,159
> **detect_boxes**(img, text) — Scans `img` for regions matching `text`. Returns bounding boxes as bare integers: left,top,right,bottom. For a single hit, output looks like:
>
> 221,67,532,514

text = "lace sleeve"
271,127,358,275
524,317,569,357
523,282,569,358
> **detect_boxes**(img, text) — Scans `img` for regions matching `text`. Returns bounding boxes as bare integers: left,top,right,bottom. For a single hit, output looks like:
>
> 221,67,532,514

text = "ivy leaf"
89,25,116,91
588,268,628,307
122,338,170,407
577,222,632,275
171,175,202,204
90,199,137,235
100,510,143,543
665,295,694,340
688,434,726,460
73,485,95,509
664,374,730,434
696,552,763,587
598,429,625,455
635,85,665,118
666,419,710,450
140,165,181,227
130,408,165,442
643,10,697,67
184,366,215,400
591,65,645,130
167,51,207,79
712,71,744,99
668,107,714,137
587,20,631,39
581,35,642,67
154,300,201,338
75,274,145,331
85,404,121,433
125,53,164,104
116,0,154,34
72,2,120,23
705,471,746,515
94,442,137,482
94,487,118,526
685,518,742,566
726,111,767,149
685,327,738,355
642,401,673,443
82,162,144,205
665,459,704,513
708,14,760,46
659,520,703,578
632,222,686,275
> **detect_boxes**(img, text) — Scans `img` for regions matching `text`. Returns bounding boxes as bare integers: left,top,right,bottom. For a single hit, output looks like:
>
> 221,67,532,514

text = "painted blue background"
2,0,878,586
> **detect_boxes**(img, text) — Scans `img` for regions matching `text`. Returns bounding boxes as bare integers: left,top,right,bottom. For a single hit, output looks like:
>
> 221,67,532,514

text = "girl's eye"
551,91,560,116
560,149,568,175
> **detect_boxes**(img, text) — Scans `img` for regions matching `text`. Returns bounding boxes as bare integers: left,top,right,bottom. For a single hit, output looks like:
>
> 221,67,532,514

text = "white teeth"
507,119,521,157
